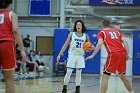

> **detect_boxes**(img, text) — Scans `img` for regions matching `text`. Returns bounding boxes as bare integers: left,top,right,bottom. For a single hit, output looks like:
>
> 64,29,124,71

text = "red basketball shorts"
104,51,127,74
0,41,16,70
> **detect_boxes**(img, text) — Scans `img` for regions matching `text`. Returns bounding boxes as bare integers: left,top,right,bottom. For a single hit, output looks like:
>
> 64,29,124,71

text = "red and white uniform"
0,10,16,70
98,28,127,74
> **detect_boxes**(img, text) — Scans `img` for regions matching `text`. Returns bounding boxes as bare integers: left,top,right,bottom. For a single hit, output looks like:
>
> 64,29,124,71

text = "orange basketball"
83,42,94,52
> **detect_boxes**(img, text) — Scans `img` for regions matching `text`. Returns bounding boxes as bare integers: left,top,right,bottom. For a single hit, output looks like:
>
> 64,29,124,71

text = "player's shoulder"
98,30,105,34
114,30,121,34
84,33,89,38
10,11,17,17
84,33,87,35
69,32,74,36
68,32,74,39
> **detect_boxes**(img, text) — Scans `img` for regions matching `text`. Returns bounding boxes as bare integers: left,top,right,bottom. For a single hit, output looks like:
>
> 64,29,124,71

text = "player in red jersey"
0,0,25,93
86,19,135,93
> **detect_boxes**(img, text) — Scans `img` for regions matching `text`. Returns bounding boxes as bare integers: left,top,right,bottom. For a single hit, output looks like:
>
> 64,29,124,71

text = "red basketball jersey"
0,10,13,41
98,28,125,53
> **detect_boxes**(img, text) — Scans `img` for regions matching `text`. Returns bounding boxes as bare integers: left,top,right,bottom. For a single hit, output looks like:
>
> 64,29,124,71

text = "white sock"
63,68,73,85
130,91,135,93
75,69,82,86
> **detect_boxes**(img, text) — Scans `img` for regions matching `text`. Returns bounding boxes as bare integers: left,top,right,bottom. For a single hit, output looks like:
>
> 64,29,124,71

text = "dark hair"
0,0,13,9
101,19,110,27
27,34,30,37
36,50,43,56
73,20,86,33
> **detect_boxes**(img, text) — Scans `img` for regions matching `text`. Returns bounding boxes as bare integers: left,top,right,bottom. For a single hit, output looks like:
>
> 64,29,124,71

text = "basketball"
83,42,94,52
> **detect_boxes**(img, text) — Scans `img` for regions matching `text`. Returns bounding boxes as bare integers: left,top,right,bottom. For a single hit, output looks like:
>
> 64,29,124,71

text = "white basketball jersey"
68,32,86,55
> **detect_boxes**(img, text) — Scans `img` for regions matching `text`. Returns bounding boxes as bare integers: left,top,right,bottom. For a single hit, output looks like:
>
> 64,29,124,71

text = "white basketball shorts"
67,54,85,68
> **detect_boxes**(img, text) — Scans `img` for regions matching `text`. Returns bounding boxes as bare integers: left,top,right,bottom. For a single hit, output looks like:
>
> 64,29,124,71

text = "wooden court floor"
0,74,140,93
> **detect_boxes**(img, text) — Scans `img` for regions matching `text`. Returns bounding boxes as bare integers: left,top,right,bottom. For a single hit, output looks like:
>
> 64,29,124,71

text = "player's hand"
91,44,95,51
85,55,94,60
20,50,26,63
126,55,129,61
57,55,60,62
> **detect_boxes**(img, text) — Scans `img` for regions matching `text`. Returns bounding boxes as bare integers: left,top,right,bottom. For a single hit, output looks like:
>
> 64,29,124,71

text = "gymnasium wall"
20,27,54,73
133,31,140,75
53,29,70,72
83,30,100,74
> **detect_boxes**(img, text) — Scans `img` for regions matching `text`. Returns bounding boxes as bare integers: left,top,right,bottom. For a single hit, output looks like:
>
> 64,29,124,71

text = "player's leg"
74,55,85,93
63,68,73,84
119,74,135,93
62,55,76,93
75,68,82,93
62,68,73,93
100,52,116,93
118,51,135,93
1,41,16,93
3,70,15,93
100,72,111,93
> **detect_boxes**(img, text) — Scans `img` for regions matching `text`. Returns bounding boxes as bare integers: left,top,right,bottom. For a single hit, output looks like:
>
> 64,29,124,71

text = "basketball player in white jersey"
57,20,90,93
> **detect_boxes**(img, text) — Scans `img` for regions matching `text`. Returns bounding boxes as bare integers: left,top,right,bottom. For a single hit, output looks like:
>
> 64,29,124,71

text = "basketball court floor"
0,74,140,93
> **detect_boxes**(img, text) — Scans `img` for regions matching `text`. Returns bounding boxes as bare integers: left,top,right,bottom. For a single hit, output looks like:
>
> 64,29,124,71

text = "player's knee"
76,72,81,76
66,72,72,76
102,74,110,80
66,68,73,76
3,71,14,81
119,74,127,81
76,69,82,76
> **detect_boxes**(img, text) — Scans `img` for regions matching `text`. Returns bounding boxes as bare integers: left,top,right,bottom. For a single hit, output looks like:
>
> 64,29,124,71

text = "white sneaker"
130,91,135,93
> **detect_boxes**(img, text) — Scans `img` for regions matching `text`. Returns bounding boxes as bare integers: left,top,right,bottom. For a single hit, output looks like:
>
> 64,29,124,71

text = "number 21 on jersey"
109,32,118,39
0,14,4,24
76,42,81,48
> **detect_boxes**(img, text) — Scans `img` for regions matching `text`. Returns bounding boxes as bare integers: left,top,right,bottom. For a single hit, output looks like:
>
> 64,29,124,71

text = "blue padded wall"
53,29,69,72
133,31,140,75
83,30,100,74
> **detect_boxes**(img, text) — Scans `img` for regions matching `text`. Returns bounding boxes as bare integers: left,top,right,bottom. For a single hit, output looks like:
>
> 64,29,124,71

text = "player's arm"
58,33,72,56
86,31,104,60
11,12,26,62
121,35,129,60
90,39,103,58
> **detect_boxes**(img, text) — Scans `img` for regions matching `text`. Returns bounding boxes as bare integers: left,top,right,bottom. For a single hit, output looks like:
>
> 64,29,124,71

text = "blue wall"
53,29,69,72
133,31,140,75
83,30,100,74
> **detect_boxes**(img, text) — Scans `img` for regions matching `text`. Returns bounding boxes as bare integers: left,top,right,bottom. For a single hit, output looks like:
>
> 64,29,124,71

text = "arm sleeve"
97,31,104,40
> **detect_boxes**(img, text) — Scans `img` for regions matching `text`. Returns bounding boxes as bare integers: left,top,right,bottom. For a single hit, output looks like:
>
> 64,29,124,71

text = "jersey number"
0,14,4,24
76,42,81,48
109,32,118,39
